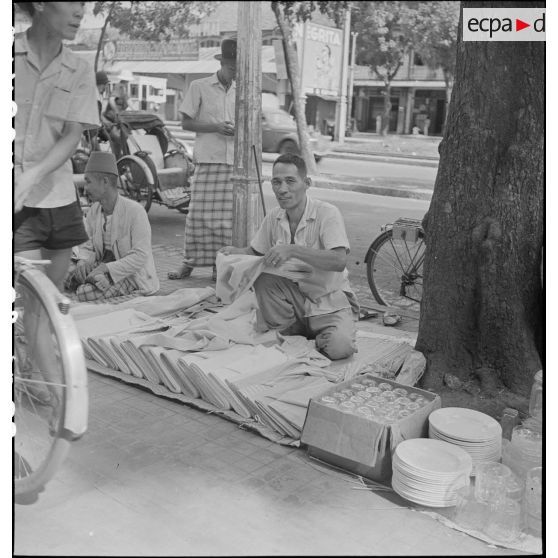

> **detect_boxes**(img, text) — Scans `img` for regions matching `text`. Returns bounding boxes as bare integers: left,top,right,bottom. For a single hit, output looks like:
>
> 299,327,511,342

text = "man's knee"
315,328,356,360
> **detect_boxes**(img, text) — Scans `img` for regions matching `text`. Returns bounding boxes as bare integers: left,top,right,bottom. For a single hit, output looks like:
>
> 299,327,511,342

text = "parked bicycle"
364,217,426,308
13,257,88,502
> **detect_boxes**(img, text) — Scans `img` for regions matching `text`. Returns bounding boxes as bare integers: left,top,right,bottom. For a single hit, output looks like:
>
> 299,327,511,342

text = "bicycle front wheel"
14,267,88,499
366,229,426,308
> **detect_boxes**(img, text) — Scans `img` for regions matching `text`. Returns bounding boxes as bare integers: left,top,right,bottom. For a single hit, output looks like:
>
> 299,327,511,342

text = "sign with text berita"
294,22,343,98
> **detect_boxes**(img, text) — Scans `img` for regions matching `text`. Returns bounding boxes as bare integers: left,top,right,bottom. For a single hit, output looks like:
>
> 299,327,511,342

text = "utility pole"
232,2,262,247
334,7,351,144
346,31,358,135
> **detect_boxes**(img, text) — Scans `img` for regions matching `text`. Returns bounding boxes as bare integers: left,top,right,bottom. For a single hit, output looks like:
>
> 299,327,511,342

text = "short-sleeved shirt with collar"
14,32,99,208
178,73,235,165
250,196,358,317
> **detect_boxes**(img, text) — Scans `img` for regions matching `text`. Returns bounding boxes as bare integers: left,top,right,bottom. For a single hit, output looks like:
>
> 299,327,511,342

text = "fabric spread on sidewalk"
73,287,419,443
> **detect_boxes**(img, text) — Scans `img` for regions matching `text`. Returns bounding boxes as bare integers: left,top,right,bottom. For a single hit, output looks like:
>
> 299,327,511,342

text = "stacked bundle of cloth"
72,290,339,439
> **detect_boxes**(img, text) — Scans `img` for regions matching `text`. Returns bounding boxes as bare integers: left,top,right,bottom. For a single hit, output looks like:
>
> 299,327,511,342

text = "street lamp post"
335,8,351,144
232,2,263,247
346,31,358,135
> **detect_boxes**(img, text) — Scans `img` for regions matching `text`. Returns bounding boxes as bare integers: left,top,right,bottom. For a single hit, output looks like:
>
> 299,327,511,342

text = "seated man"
220,153,359,360
65,152,159,302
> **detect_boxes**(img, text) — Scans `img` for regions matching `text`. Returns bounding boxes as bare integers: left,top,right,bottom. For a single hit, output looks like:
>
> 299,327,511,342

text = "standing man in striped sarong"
168,39,237,282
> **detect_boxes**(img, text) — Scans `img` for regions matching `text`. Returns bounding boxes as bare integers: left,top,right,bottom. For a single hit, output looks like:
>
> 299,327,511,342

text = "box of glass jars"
300,373,441,482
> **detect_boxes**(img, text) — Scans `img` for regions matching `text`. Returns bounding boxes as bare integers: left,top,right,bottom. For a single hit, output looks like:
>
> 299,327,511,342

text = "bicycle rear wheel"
366,229,426,308
14,267,88,499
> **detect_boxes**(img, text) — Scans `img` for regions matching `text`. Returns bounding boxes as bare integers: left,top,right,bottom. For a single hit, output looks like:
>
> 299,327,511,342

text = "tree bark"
416,2,544,397
442,68,453,133
381,81,392,136
272,3,318,175
94,1,116,73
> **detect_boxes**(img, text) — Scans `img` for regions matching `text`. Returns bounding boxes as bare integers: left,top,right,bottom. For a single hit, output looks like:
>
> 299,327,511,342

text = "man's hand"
263,245,293,268
86,263,109,282
14,169,40,212
216,121,235,136
219,246,247,256
93,274,111,293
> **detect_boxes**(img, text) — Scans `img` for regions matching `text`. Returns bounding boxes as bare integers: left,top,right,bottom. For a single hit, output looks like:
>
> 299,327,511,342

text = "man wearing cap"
65,152,159,302
168,38,237,282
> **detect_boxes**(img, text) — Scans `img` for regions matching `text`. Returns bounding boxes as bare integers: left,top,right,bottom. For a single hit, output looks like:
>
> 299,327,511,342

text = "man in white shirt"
220,153,359,361
169,39,237,282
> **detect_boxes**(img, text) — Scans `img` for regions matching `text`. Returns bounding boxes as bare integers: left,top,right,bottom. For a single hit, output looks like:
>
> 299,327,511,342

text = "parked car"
262,107,327,162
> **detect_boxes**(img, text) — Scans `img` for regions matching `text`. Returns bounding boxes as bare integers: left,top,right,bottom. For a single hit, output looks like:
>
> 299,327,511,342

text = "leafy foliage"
93,1,216,41
408,1,459,79
271,1,348,26
351,1,417,83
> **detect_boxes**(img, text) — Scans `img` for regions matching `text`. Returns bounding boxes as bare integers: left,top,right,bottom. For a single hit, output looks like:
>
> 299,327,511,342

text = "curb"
326,151,439,168
262,174,432,201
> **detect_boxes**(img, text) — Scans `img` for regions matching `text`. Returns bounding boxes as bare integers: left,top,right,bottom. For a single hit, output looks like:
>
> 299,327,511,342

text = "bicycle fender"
117,154,155,186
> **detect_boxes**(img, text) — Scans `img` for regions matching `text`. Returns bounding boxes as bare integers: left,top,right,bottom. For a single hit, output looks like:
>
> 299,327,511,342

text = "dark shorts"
14,202,88,252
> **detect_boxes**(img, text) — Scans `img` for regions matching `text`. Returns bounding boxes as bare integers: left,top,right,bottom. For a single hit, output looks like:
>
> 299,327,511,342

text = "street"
148,183,430,309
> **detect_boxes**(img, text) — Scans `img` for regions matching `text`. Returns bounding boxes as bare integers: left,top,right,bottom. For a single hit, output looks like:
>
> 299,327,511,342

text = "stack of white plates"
428,407,502,474
392,438,472,507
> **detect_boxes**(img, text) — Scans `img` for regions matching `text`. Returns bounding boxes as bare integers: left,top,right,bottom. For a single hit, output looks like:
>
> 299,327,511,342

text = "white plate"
394,438,473,475
392,478,458,508
393,472,468,495
428,408,501,441
429,428,501,446
393,457,471,481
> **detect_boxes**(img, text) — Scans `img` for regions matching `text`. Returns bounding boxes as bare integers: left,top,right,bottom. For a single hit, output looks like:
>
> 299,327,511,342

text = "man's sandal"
168,265,194,280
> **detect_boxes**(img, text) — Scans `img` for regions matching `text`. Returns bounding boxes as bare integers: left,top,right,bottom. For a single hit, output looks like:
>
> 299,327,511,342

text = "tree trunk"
442,68,453,134
416,2,544,398
272,3,318,175
381,81,392,136
94,1,116,73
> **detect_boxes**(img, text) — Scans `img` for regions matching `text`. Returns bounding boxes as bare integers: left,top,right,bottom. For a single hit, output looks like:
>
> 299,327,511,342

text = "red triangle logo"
516,19,530,31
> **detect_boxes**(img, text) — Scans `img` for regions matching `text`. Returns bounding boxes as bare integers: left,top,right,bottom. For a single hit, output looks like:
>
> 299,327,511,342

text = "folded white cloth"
215,253,316,304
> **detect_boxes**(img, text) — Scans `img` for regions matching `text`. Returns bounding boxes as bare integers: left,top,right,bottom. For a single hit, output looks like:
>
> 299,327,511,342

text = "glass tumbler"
474,462,512,505
524,466,542,536
452,485,489,532
483,498,522,543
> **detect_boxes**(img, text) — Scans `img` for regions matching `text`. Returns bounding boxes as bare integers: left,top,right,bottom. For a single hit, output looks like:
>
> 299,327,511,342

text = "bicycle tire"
14,267,88,498
365,229,426,308
117,156,153,212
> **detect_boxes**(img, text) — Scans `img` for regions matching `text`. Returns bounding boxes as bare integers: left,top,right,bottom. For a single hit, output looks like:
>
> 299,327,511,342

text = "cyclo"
72,108,194,214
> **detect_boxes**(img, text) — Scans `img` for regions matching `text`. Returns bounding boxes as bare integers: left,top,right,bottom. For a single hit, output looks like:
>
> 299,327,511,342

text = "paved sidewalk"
14,245,527,556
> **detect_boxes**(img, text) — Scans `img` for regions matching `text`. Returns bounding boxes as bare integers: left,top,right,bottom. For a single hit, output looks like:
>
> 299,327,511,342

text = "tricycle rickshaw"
72,108,194,215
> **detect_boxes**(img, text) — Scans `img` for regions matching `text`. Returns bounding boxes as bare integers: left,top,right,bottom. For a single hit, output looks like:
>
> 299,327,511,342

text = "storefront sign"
296,22,343,98
115,39,199,61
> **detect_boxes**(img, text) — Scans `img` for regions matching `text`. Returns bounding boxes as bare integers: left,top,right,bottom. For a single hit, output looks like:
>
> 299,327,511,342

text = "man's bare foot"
168,264,194,280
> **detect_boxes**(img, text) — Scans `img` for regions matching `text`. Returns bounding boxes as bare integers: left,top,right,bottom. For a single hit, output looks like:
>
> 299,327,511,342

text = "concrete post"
334,8,351,144
232,2,263,247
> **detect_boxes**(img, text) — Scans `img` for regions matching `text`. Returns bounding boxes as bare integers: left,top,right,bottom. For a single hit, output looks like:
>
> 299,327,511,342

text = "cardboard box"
300,374,441,483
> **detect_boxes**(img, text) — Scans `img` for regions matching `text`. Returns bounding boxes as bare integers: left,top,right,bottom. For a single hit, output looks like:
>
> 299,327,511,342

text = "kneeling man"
66,152,159,301
220,153,358,360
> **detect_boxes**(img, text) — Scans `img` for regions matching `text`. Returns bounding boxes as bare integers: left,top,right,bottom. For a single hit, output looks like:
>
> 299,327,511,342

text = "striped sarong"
182,162,233,267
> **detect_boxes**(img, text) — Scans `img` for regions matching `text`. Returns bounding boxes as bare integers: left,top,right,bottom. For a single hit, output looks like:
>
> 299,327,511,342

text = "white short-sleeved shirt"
251,196,358,317
178,73,235,165
14,32,100,208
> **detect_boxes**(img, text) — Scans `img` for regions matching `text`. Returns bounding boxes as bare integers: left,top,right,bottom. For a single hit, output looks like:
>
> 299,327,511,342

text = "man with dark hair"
65,152,159,302
168,38,237,282
14,1,99,290
219,153,358,361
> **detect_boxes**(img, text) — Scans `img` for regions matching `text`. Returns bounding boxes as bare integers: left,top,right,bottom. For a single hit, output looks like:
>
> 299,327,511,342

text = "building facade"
351,51,448,136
